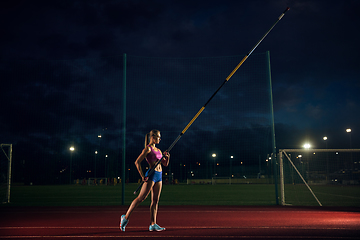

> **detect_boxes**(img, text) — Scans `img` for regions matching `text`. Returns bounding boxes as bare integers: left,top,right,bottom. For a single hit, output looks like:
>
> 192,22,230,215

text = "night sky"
1,0,359,183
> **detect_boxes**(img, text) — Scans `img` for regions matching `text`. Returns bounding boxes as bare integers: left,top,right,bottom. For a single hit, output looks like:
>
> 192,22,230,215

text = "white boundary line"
1,209,348,214
1,227,358,239
0,236,358,239
0,226,355,230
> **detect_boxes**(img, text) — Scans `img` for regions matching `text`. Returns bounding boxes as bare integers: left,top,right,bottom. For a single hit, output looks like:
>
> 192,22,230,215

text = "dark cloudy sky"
1,0,360,181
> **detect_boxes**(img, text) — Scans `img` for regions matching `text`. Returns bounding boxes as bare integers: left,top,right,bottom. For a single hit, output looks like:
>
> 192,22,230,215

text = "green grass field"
4,183,360,207
7,184,277,206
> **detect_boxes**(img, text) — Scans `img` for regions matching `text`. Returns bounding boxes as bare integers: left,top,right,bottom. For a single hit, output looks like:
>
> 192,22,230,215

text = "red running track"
1,205,359,239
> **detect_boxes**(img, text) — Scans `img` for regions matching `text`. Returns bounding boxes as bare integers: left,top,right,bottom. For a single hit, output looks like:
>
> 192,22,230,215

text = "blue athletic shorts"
145,169,162,183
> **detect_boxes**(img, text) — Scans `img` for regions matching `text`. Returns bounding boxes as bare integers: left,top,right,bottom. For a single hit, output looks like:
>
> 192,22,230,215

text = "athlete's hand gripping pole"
133,7,290,195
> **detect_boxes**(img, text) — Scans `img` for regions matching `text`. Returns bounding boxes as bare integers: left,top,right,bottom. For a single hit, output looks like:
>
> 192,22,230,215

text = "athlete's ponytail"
144,132,150,148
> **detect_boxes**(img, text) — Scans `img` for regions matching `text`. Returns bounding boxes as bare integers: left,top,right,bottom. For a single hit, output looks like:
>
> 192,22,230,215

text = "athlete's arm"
134,147,151,181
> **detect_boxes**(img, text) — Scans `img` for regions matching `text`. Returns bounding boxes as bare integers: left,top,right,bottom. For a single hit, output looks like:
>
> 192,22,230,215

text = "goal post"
279,149,360,206
1,144,13,204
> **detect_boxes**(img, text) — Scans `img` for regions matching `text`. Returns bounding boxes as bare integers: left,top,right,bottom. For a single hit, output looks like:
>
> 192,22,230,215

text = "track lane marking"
0,226,356,230
0,236,359,239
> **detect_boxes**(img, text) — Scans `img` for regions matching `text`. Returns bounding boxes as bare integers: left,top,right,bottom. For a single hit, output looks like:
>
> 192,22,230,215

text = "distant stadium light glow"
303,143,311,149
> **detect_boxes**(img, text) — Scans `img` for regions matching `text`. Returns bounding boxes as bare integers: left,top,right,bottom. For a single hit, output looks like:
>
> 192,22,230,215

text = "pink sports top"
146,145,162,164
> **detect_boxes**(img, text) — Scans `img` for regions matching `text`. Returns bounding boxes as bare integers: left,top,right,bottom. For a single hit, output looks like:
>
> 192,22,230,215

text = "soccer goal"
279,149,360,206
0,144,12,204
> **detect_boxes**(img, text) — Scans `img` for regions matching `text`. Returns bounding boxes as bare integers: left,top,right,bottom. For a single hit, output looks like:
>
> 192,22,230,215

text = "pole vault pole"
134,7,290,194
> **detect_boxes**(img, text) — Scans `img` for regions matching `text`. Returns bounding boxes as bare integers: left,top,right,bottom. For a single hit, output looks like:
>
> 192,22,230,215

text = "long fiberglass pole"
134,7,290,194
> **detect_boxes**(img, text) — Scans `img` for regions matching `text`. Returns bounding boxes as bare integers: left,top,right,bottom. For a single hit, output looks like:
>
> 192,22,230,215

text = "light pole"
98,134,102,158
265,158,269,179
346,128,353,167
302,143,310,180
323,136,329,181
105,154,108,178
212,153,216,177
346,129,352,148
94,151,98,178
291,154,305,182
69,146,75,184
230,156,233,178
323,136,328,148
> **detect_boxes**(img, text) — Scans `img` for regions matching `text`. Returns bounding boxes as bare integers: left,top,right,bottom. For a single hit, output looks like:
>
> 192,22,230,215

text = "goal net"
0,144,12,204
279,149,360,206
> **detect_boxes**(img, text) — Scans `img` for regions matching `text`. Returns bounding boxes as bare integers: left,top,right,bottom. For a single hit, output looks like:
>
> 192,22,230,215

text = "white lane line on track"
0,236,358,239
1,210,335,213
0,226,355,230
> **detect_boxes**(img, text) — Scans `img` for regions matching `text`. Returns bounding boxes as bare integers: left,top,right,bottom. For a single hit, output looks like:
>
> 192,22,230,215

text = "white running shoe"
149,223,165,232
120,215,128,232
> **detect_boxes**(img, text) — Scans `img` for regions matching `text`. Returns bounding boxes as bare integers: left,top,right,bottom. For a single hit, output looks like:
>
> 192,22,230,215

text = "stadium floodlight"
303,143,311,149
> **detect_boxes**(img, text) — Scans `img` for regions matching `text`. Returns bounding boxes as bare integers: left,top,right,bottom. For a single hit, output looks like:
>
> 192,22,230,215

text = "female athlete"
120,129,170,232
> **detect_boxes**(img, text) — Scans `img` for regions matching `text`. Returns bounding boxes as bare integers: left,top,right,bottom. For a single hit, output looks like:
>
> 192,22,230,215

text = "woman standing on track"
120,129,170,232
